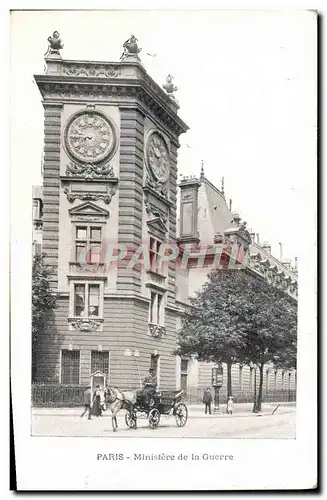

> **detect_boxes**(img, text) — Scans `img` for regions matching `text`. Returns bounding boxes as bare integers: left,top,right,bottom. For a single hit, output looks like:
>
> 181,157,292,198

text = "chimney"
279,242,283,261
250,232,255,243
262,242,271,254
229,199,232,211
256,233,260,245
294,257,298,271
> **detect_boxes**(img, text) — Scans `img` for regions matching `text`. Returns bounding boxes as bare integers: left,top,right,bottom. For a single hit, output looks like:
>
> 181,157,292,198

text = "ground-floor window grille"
61,350,80,384
91,351,109,376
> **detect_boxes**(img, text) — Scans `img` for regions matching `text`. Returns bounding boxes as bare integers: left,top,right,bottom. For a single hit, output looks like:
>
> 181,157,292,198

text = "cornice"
34,70,189,137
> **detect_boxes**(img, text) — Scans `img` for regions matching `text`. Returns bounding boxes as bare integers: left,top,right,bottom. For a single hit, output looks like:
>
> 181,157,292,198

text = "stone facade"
33,42,297,399
33,47,188,389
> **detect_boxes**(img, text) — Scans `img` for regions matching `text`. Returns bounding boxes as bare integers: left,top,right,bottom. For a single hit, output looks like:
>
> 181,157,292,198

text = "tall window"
91,351,109,376
61,350,80,384
149,292,164,325
75,226,102,264
74,283,100,317
149,237,162,273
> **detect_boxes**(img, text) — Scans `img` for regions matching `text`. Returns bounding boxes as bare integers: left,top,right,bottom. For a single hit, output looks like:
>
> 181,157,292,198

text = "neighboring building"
175,171,297,401
32,35,297,401
32,185,43,255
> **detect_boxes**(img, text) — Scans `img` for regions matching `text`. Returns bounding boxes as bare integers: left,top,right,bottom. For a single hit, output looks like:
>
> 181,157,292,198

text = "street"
31,404,296,439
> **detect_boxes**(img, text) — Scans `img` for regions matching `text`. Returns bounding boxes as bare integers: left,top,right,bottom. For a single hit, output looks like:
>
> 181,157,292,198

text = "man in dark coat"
203,387,213,415
81,386,92,420
138,368,157,407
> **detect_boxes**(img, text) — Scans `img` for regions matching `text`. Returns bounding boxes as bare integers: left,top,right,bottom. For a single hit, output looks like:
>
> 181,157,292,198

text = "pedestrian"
227,396,234,415
203,387,213,415
81,385,92,420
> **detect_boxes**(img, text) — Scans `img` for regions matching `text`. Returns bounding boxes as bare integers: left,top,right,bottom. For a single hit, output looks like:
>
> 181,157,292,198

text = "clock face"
146,132,170,183
65,111,116,163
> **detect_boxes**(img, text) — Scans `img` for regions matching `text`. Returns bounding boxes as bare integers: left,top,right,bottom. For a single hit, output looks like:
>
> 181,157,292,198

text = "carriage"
124,389,188,429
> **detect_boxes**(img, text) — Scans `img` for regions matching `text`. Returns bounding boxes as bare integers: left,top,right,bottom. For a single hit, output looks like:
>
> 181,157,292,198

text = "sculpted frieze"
64,185,117,204
65,161,115,180
68,317,104,331
62,63,121,78
148,323,166,338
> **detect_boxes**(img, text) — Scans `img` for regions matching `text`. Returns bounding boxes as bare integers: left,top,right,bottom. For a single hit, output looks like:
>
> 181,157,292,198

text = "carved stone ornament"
65,161,115,180
145,174,168,199
62,63,121,78
64,186,117,204
163,74,178,95
148,323,166,338
46,31,63,56
144,197,168,223
64,108,118,164
145,131,170,183
68,317,104,331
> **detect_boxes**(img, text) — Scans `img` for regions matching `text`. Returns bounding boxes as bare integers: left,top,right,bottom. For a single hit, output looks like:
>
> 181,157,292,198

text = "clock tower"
34,33,188,388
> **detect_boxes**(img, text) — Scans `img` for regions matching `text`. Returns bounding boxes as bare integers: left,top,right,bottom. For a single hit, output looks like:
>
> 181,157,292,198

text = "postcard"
10,7,317,491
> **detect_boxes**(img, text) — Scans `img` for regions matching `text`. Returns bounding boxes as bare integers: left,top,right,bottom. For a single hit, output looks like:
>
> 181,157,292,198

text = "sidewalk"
32,402,296,418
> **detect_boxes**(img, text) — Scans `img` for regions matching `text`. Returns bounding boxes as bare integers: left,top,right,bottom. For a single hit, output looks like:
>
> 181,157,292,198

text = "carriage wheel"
125,410,137,429
175,403,188,427
148,408,160,429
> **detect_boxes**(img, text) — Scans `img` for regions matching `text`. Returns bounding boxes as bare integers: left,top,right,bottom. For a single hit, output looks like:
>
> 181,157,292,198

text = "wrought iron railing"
32,383,87,407
185,388,296,405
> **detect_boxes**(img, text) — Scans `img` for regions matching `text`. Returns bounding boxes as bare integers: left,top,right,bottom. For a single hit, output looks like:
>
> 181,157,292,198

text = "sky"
10,9,316,264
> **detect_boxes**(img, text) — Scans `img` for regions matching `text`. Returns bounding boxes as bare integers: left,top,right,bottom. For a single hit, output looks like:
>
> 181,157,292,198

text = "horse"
105,387,137,432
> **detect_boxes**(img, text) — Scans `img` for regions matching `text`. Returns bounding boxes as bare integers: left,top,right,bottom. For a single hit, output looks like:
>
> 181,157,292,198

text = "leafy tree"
176,269,297,411
176,269,255,398
239,280,297,411
32,254,58,382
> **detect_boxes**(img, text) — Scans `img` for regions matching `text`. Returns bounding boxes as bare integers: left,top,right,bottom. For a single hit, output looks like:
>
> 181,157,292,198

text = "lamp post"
212,364,223,413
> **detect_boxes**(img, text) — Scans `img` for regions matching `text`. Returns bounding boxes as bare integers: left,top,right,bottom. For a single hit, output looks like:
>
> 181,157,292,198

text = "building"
32,33,297,402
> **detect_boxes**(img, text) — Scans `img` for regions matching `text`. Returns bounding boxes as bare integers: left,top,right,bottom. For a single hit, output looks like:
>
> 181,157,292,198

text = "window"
91,351,109,376
149,237,162,273
74,283,100,317
75,225,102,264
181,359,189,373
149,292,164,325
61,350,80,384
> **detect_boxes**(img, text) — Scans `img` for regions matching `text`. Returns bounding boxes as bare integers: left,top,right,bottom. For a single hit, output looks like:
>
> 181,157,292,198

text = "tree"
239,280,297,412
176,269,297,410
32,254,58,382
176,269,256,398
